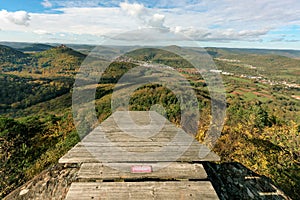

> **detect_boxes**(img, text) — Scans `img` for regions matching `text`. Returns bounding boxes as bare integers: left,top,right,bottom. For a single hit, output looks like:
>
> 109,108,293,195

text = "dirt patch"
231,91,243,95
291,95,300,100
252,92,272,98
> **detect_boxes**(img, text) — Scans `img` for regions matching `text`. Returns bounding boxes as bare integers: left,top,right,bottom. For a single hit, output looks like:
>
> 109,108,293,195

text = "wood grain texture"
65,182,219,200
78,162,207,180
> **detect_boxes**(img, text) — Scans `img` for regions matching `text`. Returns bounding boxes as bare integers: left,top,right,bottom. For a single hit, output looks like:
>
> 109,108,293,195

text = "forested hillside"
0,45,31,68
0,44,299,199
0,45,83,197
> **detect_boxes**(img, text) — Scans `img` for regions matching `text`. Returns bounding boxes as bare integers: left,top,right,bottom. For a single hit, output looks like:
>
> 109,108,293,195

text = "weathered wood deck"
60,111,220,199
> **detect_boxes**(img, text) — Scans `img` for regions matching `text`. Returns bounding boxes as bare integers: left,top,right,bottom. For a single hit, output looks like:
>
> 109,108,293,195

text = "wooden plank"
78,162,207,180
59,140,220,163
77,141,204,146
89,126,185,139
65,182,219,200
64,141,211,152
82,134,188,143
82,135,190,143
59,152,219,163
59,144,219,163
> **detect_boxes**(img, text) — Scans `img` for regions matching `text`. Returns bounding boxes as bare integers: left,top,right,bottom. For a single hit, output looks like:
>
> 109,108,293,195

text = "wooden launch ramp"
60,111,220,199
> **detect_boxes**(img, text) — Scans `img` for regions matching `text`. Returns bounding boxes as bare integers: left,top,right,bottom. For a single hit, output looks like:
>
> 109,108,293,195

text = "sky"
0,0,299,49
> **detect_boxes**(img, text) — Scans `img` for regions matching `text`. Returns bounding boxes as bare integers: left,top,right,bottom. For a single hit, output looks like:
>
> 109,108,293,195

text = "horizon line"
1,40,300,51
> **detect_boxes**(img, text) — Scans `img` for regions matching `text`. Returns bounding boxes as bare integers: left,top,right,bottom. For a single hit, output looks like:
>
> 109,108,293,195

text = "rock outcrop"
4,164,79,200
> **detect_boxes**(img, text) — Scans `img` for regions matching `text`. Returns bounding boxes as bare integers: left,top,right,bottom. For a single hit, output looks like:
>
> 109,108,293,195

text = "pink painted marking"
131,165,152,173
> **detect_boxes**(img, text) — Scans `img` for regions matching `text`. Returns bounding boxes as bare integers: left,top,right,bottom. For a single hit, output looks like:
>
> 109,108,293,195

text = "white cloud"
41,0,53,8
37,1,299,44
50,0,122,8
148,14,166,29
120,2,146,17
270,38,285,42
0,10,30,26
120,2,168,30
285,39,300,42
33,29,51,35
0,0,299,47
168,26,271,42
238,29,270,37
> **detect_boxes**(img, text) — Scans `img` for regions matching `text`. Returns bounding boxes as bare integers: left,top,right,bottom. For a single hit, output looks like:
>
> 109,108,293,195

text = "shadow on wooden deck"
204,162,291,200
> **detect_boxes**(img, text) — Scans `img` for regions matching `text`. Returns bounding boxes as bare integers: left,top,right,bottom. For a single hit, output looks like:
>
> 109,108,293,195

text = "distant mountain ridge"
204,47,300,58
0,42,52,52
0,44,86,76
18,44,53,52
2,42,300,58
0,45,30,65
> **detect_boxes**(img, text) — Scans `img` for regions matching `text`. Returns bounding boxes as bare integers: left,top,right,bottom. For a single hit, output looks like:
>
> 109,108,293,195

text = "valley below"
0,42,299,199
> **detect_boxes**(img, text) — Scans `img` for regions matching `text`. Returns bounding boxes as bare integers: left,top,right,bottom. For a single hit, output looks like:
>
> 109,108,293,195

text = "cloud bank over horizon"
0,0,299,49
